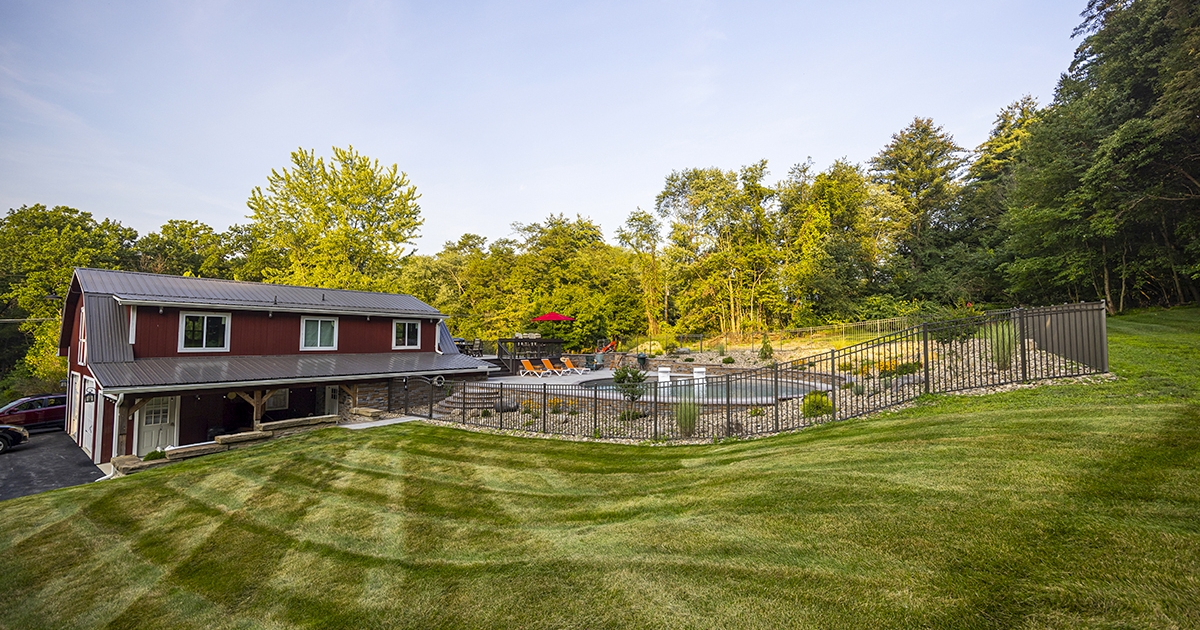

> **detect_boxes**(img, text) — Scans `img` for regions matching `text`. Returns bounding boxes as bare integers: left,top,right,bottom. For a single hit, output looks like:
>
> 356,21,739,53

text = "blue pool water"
577,376,815,402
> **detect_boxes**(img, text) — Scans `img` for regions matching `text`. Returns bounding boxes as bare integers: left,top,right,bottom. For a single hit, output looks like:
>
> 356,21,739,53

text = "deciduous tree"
245,146,423,291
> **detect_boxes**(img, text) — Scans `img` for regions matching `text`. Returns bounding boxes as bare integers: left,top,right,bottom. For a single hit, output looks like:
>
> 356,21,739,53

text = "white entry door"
137,396,178,456
81,378,96,457
324,386,340,415
67,372,81,440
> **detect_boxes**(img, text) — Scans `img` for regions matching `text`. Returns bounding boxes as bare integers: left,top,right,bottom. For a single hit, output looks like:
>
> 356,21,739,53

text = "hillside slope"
1,309,1197,629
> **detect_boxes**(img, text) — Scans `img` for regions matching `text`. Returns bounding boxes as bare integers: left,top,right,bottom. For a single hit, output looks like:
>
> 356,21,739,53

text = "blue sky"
0,1,1083,252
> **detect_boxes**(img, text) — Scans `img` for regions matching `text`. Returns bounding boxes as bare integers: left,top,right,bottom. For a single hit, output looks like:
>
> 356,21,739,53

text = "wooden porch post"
235,390,278,431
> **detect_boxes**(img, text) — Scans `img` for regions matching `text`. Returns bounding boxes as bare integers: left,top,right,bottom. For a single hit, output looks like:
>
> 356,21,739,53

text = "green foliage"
748,406,765,417
616,209,664,335
802,391,834,418
616,409,643,422
716,343,726,356
722,356,735,364
674,396,698,437
980,322,1018,371
0,363,61,406
758,335,774,361
853,295,928,321
141,449,166,462
879,361,922,378
612,366,648,402
136,220,232,278
0,205,137,381
1000,1,1200,311
244,146,422,292
410,215,646,351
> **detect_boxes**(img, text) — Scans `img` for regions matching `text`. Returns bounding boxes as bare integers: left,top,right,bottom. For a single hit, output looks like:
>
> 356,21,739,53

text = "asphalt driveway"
0,431,104,502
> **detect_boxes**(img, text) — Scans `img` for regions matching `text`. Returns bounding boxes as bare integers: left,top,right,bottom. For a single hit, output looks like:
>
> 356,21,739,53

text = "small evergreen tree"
758,334,774,361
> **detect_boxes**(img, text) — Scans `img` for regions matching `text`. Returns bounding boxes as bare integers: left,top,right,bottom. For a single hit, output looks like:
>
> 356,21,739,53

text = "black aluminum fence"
404,302,1107,441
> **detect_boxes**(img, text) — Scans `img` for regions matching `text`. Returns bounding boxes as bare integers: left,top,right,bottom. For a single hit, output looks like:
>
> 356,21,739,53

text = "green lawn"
2,309,1198,629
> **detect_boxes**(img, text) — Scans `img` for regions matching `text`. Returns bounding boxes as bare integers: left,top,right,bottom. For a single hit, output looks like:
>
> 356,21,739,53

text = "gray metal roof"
83,294,134,363
74,268,444,318
89,352,494,393
437,321,459,355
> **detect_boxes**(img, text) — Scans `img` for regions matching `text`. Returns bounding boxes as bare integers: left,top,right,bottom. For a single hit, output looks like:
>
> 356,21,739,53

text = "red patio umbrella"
531,312,575,322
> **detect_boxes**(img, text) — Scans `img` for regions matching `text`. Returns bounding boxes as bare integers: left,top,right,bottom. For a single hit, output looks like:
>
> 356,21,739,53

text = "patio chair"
470,338,483,357
540,358,566,376
520,359,550,377
561,357,590,374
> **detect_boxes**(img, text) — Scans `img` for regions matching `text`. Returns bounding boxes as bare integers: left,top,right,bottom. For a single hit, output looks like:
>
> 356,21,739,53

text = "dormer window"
301,317,338,351
393,320,420,350
179,312,231,352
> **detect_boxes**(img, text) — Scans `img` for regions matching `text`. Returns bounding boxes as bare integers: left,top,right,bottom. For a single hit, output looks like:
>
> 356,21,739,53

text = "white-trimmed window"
265,389,289,411
393,320,421,350
301,317,338,351
178,312,231,352
78,308,87,365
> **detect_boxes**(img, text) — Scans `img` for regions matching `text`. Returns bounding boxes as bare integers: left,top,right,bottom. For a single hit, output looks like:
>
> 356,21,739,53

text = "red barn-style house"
59,268,493,467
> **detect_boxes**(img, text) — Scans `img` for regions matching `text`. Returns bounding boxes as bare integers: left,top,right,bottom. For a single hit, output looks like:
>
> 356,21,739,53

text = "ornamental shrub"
612,366,648,402
674,397,698,437
802,391,833,418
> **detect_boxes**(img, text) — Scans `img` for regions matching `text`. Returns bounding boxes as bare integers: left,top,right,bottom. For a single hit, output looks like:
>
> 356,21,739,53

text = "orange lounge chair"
520,359,549,377
561,357,590,374
540,359,566,376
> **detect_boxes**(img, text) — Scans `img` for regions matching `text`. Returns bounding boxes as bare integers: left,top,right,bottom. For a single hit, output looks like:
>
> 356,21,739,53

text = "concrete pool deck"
488,368,618,386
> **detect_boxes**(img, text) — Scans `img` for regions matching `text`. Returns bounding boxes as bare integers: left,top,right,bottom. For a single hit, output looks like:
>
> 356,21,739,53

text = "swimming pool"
577,376,816,402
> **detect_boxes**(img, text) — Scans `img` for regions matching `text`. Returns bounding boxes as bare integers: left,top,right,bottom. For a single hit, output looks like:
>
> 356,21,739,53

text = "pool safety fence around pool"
408,302,1108,441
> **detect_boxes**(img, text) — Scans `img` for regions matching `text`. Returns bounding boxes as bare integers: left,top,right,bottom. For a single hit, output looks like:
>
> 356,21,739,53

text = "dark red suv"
0,394,67,433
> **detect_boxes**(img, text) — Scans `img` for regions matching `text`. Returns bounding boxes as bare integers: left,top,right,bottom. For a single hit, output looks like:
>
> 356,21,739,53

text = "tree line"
1,0,1195,397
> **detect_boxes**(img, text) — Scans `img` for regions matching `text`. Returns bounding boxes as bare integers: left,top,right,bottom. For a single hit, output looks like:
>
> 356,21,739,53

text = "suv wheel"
0,436,9,454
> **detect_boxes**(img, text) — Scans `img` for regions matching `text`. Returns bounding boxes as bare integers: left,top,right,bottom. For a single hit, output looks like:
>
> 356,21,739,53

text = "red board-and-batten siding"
132,307,437,358
67,298,108,462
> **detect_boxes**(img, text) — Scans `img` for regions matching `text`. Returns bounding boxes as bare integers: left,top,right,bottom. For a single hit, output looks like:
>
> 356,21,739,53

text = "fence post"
829,349,839,422
404,378,410,415
653,381,659,440
592,385,599,437
542,383,547,433
498,383,504,430
1098,301,1109,373
725,374,732,437
772,362,779,432
428,379,434,419
461,382,467,424
922,323,931,395
1018,307,1029,382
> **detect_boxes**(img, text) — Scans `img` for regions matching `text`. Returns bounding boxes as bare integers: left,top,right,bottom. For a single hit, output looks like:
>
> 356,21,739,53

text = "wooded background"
1,0,1195,398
